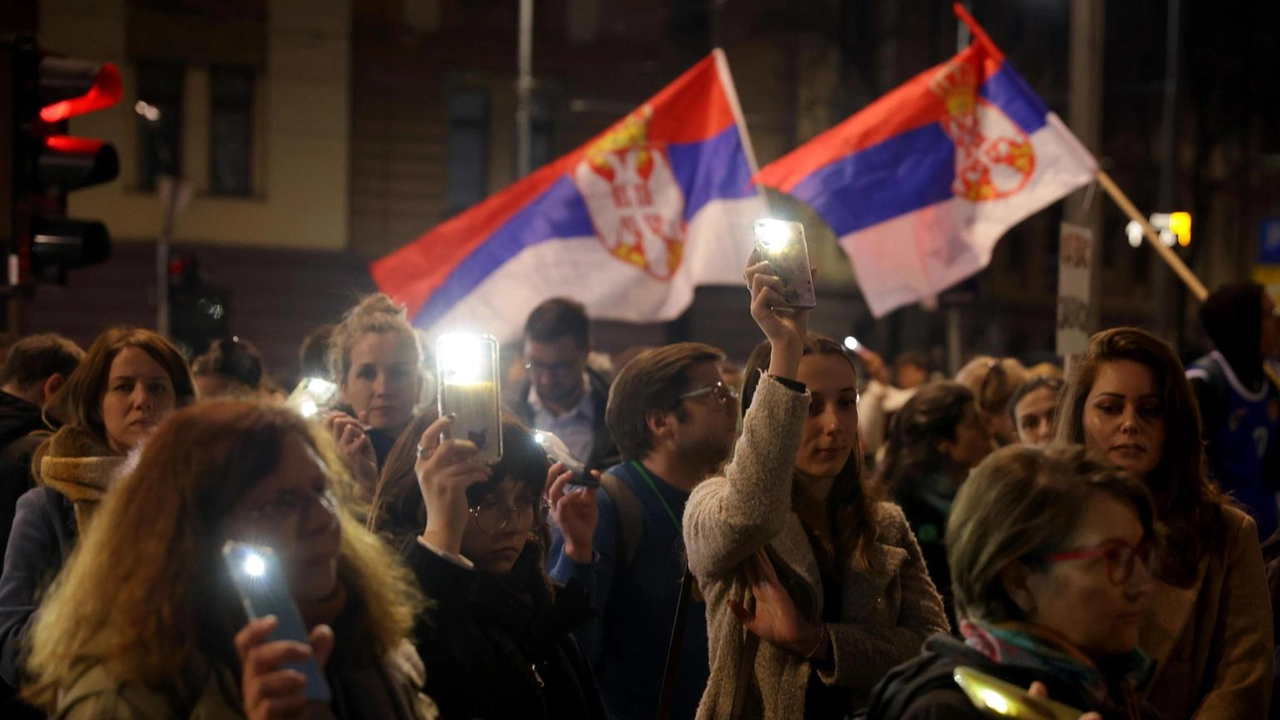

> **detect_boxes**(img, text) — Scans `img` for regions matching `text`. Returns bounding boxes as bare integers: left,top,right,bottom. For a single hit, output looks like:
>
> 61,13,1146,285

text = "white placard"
1057,222,1094,358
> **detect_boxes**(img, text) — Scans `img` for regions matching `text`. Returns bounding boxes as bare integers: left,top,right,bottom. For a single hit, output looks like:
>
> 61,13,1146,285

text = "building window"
210,67,255,196
447,87,490,214
136,62,184,192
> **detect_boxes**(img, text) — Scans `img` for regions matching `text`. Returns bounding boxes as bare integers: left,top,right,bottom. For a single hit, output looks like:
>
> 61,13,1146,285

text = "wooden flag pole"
1094,169,1280,390
1094,169,1207,301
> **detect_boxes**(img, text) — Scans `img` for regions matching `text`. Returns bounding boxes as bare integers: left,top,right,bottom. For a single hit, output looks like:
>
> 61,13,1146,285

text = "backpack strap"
599,471,644,565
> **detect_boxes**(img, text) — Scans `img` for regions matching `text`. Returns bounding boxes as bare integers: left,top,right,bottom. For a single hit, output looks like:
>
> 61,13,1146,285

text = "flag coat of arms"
755,10,1097,317
372,50,765,341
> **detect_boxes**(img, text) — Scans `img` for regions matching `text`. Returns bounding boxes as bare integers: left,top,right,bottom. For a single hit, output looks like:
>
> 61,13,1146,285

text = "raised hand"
545,462,599,563
324,412,377,496
415,415,491,555
744,255,811,381
235,616,335,720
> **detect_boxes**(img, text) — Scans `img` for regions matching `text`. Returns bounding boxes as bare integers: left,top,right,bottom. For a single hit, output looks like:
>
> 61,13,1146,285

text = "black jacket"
863,634,1159,720
0,392,49,564
405,540,605,720
509,367,620,473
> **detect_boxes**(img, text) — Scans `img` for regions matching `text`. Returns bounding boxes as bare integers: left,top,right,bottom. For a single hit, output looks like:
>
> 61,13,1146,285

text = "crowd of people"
0,260,1275,719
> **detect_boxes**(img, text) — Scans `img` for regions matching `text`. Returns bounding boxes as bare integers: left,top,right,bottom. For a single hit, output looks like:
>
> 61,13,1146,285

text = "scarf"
37,425,126,532
960,618,1152,712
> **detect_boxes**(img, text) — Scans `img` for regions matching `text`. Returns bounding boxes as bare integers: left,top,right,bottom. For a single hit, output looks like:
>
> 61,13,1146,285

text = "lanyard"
630,461,682,531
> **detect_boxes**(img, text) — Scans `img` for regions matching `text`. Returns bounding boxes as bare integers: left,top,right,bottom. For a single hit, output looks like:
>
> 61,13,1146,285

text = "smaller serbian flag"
755,5,1097,317
372,50,765,341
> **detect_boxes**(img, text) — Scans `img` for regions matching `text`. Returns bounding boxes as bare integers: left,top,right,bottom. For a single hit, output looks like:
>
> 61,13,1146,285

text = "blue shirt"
529,377,597,465
548,461,709,720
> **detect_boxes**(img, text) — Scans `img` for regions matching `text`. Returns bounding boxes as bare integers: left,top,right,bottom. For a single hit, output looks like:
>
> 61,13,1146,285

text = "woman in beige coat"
1056,327,1274,718
683,261,949,719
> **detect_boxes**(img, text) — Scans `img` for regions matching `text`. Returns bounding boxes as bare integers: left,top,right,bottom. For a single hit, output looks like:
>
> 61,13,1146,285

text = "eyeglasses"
469,497,551,534
1043,539,1155,585
679,381,739,405
523,360,578,377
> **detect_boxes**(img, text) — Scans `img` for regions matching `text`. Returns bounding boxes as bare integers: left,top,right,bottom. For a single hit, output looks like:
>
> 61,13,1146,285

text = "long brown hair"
741,333,880,574
43,327,196,442
877,381,976,491
1054,327,1224,584
25,402,423,707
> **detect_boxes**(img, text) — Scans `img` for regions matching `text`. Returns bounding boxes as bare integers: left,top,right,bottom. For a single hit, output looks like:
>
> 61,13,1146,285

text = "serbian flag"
755,5,1097,317
372,50,765,341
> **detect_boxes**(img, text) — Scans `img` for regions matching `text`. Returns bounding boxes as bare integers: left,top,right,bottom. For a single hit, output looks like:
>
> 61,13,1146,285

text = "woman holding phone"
373,414,604,720
22,401,436,719
0,327,195,691
682,259,949,718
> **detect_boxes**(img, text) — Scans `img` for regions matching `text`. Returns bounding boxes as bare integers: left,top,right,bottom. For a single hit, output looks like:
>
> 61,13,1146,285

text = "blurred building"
9,0,1279,375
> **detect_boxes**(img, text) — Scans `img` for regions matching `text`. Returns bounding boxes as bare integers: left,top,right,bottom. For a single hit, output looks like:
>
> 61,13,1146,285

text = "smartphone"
952,666,1083,719
534,430,598,489
286,377,339,419
436,333,503,464
223,542,331,703
754,219,817,309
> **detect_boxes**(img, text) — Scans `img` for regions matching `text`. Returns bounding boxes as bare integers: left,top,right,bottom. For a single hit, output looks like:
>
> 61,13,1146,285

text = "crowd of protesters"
0,258,1276,719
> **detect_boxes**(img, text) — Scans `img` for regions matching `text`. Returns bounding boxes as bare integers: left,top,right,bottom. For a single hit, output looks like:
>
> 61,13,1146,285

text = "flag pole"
1095,169,1280,389
1093,169,1207,301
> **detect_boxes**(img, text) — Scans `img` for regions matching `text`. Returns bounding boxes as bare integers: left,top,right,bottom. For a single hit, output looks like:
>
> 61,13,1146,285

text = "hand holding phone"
234,616,334,720
224,542,332,705
415,415,493,555
545,460,600,563
953,667,1091,719
753,219,816,309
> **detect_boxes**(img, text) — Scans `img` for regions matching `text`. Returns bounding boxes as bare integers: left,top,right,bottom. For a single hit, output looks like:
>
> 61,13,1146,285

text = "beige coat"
684,375,949,719
1140,504,1274,719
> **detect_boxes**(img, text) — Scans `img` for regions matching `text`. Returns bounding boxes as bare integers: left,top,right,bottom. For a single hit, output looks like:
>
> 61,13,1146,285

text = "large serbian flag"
372,50,765,341
755,5,1096,317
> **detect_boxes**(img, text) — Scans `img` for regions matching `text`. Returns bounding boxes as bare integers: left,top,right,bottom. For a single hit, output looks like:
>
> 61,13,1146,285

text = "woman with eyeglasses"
956,356,1029,447
374,414,604,720
22,401,437,719
1055,327,1273,719
865,444,1162,719
682,260,949,718
878,382,992,628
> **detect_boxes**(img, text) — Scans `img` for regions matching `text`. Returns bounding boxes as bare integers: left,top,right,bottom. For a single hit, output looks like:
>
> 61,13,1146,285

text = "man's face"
524,336,588,408
669,361,739,470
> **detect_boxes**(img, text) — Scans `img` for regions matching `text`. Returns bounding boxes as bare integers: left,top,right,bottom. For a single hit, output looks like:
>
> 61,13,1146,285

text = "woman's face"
460,476,541,575
100,347,177,454
1018,493,1154,659
1014,387,1058,447
793,354,859,482
941,404,992,473
342,331,422,432
1082,360,1166,479
225,433,343,604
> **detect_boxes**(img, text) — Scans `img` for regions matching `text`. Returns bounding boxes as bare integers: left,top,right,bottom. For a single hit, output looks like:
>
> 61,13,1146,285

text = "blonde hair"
328,294,423,387
955,356,1029,416
24,401,423,708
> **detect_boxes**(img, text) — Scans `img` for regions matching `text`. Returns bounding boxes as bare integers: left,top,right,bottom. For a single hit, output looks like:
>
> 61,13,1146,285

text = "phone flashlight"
754,218,796,251
287,377,339,419
844,336,861,352
534,430,598,488
437,333,491,384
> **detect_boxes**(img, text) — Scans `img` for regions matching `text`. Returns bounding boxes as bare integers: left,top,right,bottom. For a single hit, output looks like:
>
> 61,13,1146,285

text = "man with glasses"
547,342,737,720
513,297,620,471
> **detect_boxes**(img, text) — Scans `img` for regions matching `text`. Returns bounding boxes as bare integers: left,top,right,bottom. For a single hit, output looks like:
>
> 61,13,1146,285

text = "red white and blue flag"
755,6,1097,317
372,51,765,341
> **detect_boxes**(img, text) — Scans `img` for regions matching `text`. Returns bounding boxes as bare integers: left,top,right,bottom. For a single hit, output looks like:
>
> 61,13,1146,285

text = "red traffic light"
38,59,122,123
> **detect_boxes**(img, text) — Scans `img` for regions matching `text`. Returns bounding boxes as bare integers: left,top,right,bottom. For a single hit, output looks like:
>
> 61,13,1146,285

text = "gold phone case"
952,666,1084,720
436,333,503,464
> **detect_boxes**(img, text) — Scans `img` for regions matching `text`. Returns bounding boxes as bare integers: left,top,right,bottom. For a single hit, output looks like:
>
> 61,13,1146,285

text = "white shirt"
528,375,596,464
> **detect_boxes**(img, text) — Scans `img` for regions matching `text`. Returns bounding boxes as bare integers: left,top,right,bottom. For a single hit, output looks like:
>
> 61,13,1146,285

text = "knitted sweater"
683,375,949,719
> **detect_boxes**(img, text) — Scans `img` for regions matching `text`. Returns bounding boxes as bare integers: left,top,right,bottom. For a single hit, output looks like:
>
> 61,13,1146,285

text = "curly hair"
24,401,424,708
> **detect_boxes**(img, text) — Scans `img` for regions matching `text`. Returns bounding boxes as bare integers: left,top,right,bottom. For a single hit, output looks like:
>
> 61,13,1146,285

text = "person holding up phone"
21,402,436,719
379,415,605,720
864,444,1162,720
682,253,949,718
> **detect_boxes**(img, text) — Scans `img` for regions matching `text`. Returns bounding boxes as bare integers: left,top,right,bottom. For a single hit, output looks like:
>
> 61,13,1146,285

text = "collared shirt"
528,375,596,464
